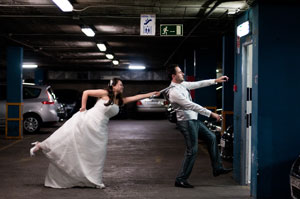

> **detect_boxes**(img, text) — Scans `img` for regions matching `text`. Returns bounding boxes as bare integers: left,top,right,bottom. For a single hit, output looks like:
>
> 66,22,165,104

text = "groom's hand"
215,76,229,83
210,112,222,122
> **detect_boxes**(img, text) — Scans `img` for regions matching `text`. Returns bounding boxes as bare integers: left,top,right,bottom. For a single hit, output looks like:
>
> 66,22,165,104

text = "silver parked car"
136,93,168,113
0,83,60,133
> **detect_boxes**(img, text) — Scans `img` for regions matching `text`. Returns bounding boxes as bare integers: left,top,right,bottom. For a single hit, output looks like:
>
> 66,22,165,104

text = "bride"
30,78,159,189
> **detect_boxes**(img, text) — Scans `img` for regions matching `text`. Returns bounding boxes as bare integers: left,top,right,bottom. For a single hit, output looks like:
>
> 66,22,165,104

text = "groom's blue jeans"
176,120,223,182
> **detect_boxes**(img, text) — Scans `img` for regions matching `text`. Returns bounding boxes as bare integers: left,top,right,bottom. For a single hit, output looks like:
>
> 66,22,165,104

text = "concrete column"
6,46,23,139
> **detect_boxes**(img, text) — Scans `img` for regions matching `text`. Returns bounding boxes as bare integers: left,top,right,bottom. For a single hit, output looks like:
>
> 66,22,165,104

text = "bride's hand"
149,91,160,98
153,91,160,97
79,107,86,112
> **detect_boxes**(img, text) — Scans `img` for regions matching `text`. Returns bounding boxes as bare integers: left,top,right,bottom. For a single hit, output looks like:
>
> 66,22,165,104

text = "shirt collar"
170,81,183,86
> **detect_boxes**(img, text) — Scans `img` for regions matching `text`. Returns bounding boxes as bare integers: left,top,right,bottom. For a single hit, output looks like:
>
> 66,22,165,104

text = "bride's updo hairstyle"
104,77,123,106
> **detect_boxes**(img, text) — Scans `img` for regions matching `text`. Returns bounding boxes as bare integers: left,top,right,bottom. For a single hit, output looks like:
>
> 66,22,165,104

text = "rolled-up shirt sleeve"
182,79,216,90
169,89,212,118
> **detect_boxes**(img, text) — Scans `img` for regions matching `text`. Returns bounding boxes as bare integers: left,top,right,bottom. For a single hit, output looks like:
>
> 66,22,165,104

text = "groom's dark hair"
166,64,179,80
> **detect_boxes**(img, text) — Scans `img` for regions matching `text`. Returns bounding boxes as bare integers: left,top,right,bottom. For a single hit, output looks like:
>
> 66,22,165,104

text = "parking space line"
0,136,36,152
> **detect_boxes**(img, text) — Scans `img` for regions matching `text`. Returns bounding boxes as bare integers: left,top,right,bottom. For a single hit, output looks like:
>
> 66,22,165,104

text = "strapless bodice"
94,99,119,119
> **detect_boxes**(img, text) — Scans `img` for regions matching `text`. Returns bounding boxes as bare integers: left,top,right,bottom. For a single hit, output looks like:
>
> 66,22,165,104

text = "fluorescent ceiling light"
81,27,95,37
23,64,38,69
237,21,250,37
228,9,236,15
105,54,114,59
97,25,118,32
97,43,107,52
52,0,73,12
228,8,240,15
129,65,146,70
112,60,119,65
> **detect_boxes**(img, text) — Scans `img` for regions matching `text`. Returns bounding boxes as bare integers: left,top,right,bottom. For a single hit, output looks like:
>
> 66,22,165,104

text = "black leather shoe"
213,168,233,177
174,181,194,188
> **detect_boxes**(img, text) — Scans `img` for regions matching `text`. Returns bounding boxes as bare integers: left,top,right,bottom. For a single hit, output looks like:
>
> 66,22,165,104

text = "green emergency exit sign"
160,24,183,36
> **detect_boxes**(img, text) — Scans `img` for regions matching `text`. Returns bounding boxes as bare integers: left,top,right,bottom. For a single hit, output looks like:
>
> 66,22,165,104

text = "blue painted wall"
35,68,45,85
222,34,234,112
256,3,300,198
195,49,217,108
234,3,300,198
222,34,235,131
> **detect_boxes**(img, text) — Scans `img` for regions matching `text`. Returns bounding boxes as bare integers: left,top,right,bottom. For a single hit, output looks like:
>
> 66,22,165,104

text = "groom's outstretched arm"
183,76,229,90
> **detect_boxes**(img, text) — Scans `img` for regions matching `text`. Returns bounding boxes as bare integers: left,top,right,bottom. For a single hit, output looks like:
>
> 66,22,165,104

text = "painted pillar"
5,46,23,139
234,2,300,198
255,3,300,198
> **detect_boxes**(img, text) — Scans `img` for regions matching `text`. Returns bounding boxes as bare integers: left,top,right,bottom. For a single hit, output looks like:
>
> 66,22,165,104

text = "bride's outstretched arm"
123,91,160,104
80,89,108,111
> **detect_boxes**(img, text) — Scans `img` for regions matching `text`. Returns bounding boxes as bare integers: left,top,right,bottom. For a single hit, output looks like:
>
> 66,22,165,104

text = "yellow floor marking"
0,135,36,152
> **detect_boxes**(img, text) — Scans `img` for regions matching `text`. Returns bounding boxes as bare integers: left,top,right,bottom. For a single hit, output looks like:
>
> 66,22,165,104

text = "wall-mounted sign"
237,21,250,37
160,24,183,36
140,14,156,36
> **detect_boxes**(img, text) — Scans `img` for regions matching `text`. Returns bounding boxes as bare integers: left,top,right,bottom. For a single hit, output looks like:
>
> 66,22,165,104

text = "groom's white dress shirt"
168,80,216,121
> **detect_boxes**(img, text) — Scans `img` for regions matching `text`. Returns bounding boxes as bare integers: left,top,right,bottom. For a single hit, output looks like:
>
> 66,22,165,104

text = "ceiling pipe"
73,4,212,11
163,0,223,67
2,35,59,61
0,3,243,9
0,4,204,9
71,2,246,12
0,4,56,8
3,33,213,39
0,15,71,18
0,14,243,19
196,0,216,17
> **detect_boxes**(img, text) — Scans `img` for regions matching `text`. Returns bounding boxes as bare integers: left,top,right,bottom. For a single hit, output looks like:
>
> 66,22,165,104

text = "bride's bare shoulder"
84,89,108,98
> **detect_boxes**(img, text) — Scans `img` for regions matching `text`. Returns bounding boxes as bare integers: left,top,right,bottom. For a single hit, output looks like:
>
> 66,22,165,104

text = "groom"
166,64,232,188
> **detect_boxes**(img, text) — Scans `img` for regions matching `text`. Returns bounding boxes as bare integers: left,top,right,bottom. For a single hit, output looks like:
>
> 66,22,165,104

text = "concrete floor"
0,120,250,199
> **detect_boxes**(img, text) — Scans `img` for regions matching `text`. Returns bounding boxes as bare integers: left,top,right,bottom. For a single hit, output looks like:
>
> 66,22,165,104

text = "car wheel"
23,115,41,133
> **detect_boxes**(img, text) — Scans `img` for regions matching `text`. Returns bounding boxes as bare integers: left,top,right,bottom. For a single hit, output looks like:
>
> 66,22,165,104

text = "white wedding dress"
39,99,119,188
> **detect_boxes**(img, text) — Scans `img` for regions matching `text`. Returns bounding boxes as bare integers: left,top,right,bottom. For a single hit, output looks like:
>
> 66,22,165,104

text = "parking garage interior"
1,1,300,199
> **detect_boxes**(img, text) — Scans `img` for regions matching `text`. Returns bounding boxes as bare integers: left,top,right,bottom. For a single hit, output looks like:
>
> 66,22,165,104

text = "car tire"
23,114,41,134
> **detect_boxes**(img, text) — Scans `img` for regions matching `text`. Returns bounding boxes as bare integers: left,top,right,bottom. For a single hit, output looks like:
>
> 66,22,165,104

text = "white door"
242,43,253,185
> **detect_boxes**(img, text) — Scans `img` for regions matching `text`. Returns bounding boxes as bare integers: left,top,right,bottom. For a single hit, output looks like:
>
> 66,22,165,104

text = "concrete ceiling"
0,0,250,71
